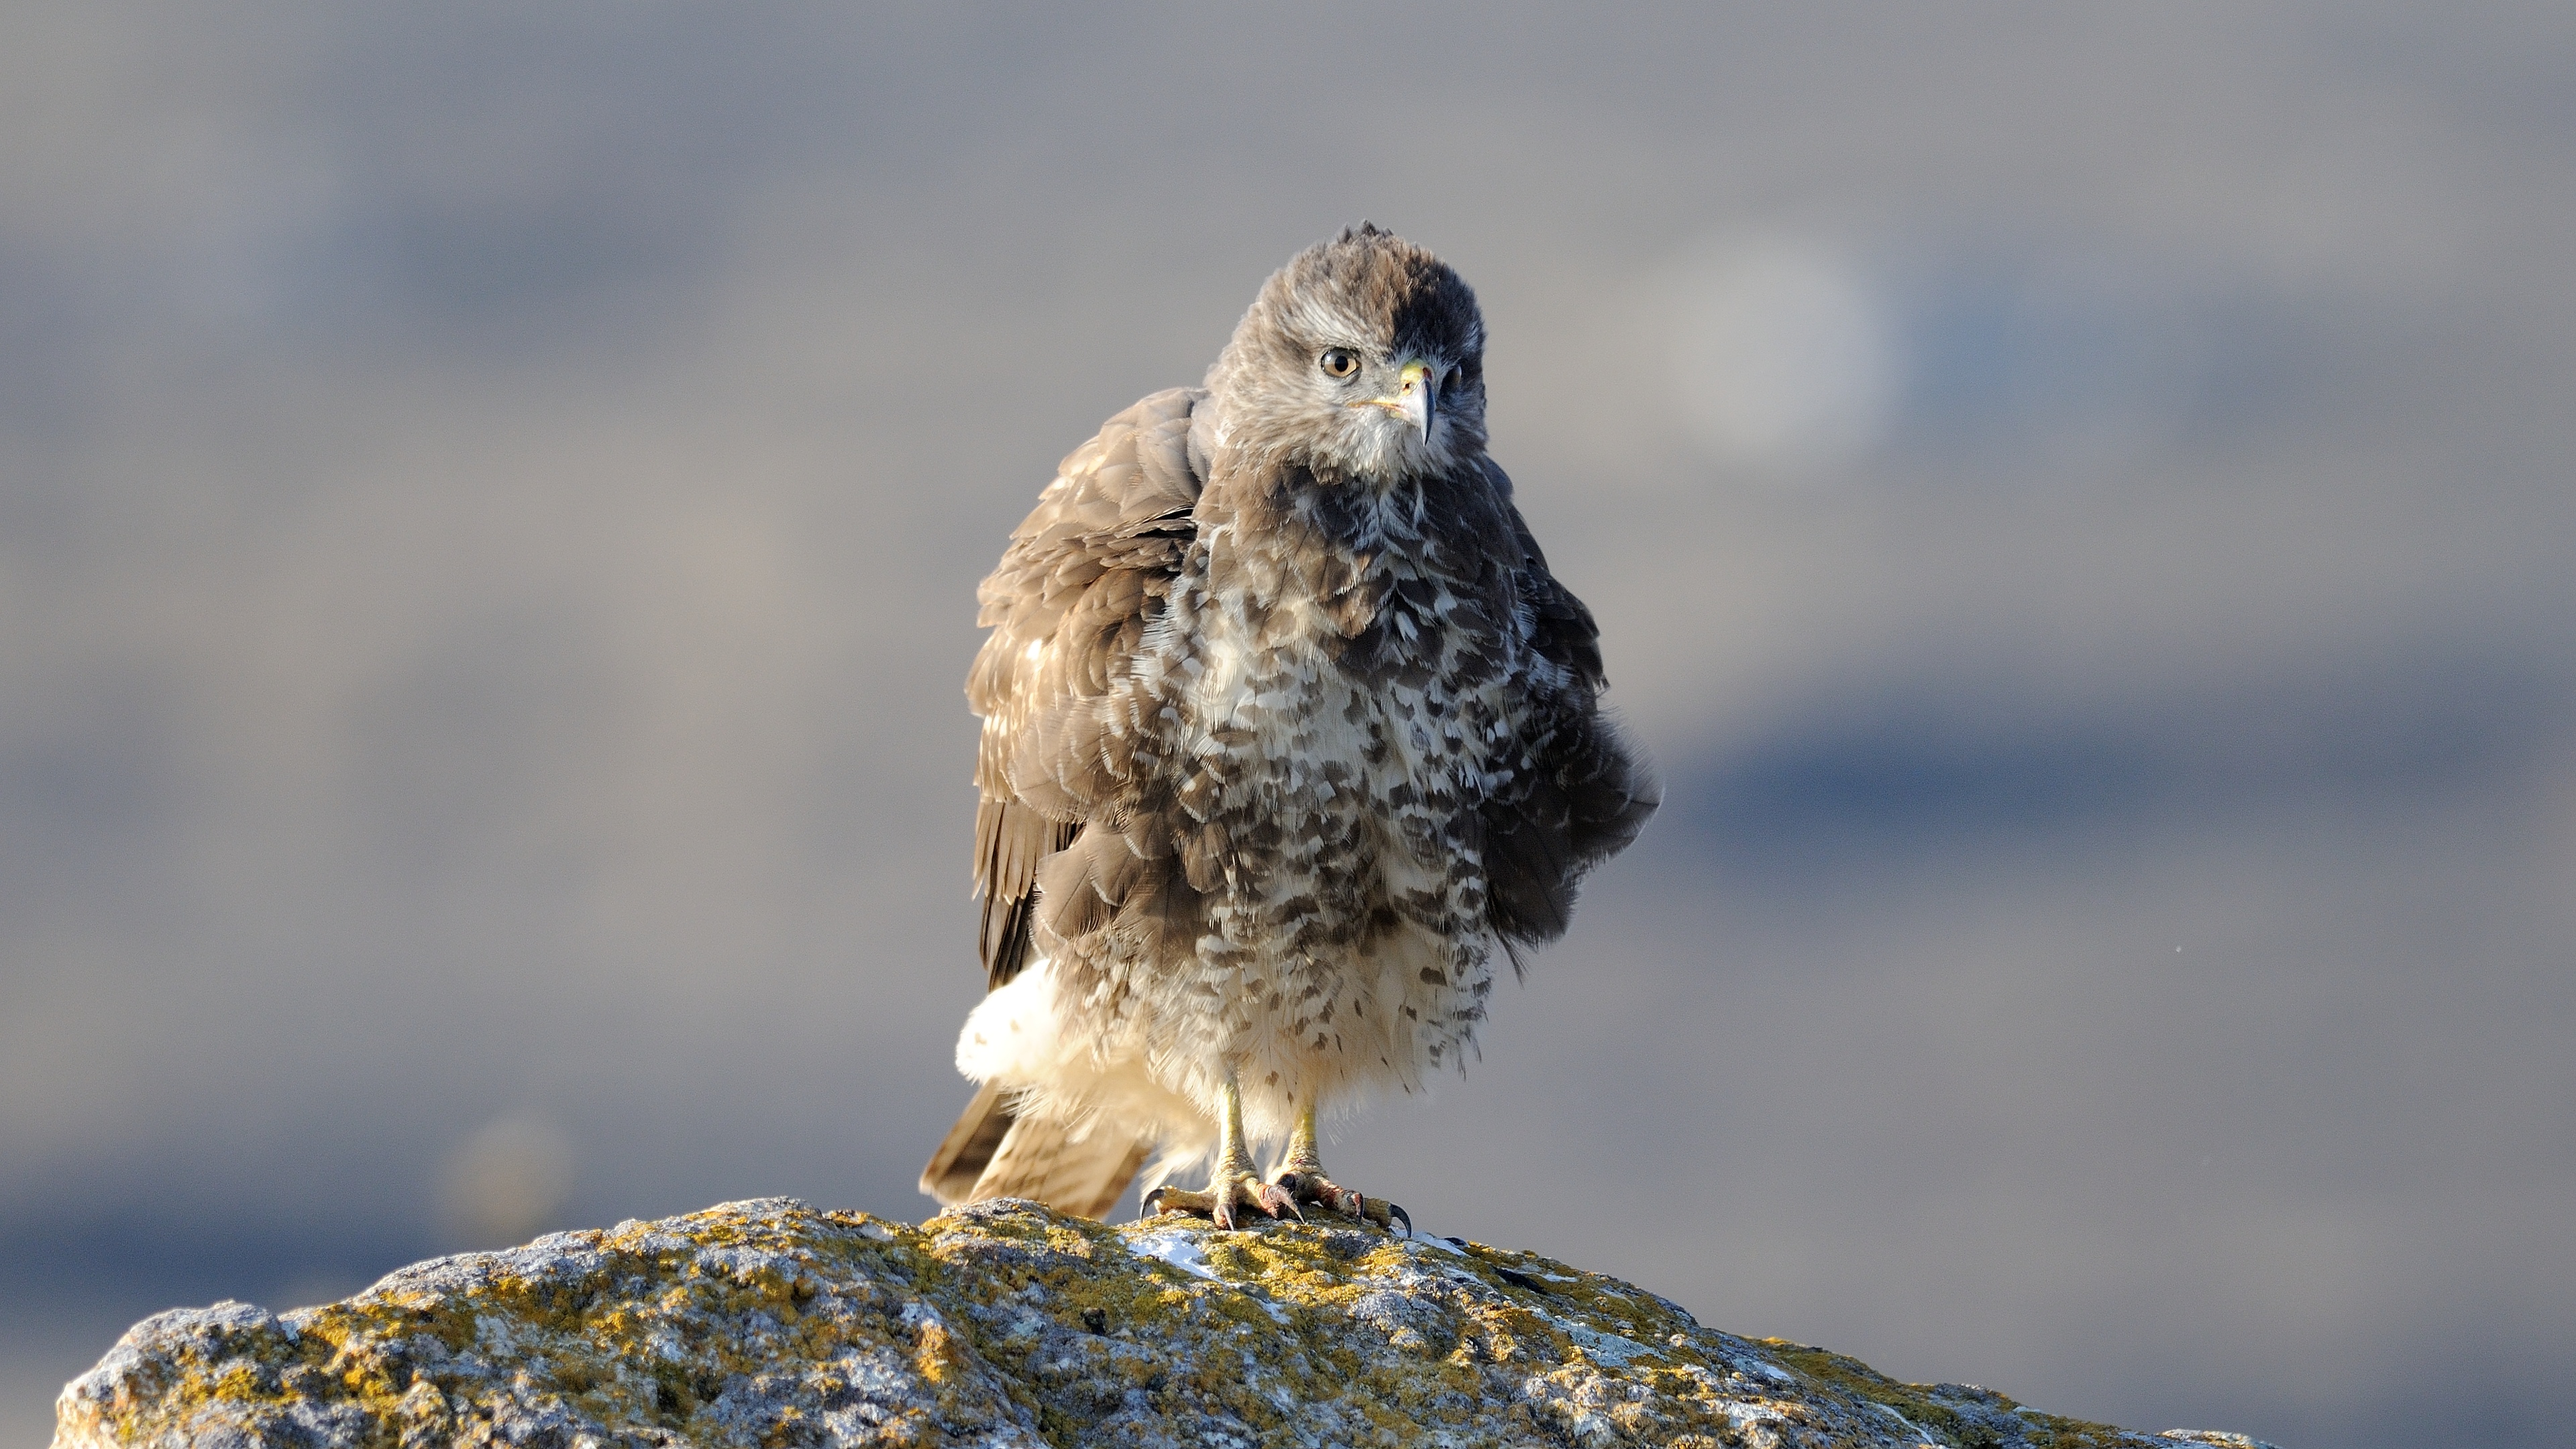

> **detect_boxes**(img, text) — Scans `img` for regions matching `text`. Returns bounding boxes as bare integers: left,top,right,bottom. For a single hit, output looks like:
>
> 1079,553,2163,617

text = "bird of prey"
919,225,1656,1230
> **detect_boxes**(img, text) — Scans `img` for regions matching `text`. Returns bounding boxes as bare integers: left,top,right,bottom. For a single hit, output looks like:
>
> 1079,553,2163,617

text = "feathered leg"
1272,1102,1409,1234
1142,1071,1299,1230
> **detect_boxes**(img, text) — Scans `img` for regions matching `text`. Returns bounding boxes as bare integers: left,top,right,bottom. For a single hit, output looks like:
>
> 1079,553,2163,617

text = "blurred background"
3,5,2571,1446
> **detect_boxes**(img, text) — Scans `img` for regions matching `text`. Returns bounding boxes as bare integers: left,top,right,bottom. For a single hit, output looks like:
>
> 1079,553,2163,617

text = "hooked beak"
1357,359,1439,439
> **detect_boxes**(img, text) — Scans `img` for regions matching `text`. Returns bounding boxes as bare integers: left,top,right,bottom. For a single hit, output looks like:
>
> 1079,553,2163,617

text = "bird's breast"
1171,553,1516,853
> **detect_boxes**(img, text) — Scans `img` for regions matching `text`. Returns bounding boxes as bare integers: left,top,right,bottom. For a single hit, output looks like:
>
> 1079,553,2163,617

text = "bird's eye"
1319,349,1359,379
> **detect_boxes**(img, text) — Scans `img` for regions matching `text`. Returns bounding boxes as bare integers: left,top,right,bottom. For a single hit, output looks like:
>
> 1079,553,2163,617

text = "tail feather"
920,1085,1152,1222
919,1081,1016,1205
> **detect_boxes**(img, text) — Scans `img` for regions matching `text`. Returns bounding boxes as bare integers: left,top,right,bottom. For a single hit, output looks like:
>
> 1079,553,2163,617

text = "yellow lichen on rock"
51,1197,2273,1448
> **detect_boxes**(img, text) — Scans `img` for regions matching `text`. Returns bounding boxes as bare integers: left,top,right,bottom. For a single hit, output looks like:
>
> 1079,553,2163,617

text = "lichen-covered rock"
54,1197,2274,1448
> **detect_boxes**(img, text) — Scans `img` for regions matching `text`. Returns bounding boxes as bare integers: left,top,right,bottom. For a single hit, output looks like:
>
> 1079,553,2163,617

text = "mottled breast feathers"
967,386,1654,991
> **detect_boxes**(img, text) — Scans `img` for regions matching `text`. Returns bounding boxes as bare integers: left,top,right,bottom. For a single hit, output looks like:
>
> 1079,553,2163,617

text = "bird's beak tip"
1395,360,1438,439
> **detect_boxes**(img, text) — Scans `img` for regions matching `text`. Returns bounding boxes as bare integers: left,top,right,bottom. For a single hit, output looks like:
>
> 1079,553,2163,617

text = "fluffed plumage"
921,226,1656,1218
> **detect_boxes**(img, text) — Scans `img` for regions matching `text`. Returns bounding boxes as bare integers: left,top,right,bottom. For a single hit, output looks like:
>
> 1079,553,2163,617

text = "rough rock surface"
54,1197,2275,1448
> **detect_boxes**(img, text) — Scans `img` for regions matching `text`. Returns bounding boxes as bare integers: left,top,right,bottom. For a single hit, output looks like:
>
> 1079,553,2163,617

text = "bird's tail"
919,1082,1154,1222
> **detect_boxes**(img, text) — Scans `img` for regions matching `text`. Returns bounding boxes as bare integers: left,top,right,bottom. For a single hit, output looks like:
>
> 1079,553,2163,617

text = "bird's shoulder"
969,388,1208,716
979,389,1204,610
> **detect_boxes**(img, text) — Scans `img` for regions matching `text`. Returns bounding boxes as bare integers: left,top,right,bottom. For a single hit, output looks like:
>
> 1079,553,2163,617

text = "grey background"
5,5,2573,1446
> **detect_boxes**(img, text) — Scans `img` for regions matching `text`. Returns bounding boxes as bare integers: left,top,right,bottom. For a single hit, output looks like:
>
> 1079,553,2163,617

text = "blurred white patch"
437,1114,574,1248
1666,237,1899,470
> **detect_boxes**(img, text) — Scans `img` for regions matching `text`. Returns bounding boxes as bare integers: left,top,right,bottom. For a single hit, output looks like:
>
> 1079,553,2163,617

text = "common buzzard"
920,226,1656,1228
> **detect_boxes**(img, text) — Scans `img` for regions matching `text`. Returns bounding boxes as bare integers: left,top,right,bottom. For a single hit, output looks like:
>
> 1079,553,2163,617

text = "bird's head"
1205,224,1488,484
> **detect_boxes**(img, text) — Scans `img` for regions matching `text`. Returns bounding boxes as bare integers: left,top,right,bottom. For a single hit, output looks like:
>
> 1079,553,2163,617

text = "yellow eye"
1319,348,1359,379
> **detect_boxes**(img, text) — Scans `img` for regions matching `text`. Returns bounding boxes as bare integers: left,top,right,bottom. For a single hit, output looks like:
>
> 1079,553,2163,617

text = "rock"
53,1197,2275,1448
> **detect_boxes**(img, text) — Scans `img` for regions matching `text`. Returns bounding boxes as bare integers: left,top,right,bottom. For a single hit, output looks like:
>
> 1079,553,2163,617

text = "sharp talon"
1270,1163,1405,1232
1144,1186,1221,1222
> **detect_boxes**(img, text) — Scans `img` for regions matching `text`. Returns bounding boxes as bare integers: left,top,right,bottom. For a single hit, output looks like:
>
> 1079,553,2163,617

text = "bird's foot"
1273,1169,1411,1236
1144,1169,1300,1231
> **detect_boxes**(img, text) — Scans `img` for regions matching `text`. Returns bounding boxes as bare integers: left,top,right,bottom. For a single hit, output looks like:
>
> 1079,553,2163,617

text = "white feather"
957,956,1216,1158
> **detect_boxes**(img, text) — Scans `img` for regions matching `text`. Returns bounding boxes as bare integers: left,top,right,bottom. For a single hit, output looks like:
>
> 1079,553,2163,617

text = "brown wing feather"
974,801,1077,989
965,387,1205,986
1478,460,1660,947
926,388,1205,1213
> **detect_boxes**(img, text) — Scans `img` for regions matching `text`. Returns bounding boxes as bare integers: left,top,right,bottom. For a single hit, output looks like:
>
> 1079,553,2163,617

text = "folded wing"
1476,460,1660,949
924,388,1208,1214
